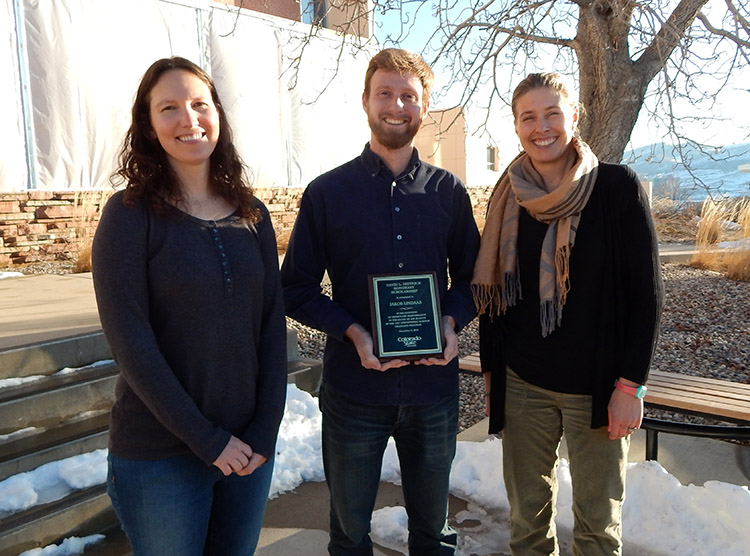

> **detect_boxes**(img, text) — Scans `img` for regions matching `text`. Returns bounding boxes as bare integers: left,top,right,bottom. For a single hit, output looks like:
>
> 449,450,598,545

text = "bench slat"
646,384,750,407
457,352,750,423
458,354,481,374
647,371,750,399
645,389,750,421
647,379,750,402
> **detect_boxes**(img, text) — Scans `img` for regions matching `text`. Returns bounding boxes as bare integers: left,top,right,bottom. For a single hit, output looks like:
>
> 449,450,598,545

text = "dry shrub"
73,243,92,273
71,190,114,273
275,228,291,255
724,199,750,281
475,215,486,234
690,197,750,281
651,198,699,243
695,199,726,245
735,198,750,237
724,249,750,281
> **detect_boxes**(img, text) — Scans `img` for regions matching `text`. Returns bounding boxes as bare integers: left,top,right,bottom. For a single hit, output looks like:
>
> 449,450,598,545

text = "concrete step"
0,484,116,556
0,362,118,435
0,332,111,380
0,411,109,481
83,525,131,556
286,357,323,394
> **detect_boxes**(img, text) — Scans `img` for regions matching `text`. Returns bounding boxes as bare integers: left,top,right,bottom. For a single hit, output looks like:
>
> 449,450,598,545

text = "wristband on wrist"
614,379,647,399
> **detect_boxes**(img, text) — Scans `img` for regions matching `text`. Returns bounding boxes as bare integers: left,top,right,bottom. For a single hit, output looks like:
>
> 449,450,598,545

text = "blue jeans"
320,384,459,556
107,452,274,556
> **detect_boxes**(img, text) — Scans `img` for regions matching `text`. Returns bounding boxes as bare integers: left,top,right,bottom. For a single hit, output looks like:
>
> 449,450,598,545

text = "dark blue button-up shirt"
281,144,480,405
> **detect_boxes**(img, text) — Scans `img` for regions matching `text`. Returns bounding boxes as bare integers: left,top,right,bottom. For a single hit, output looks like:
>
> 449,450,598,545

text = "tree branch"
697,11,750,49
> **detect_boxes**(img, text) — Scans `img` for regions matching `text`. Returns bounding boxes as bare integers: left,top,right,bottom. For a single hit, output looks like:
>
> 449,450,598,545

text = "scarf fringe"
540,299,563,338
471,270,522,317
472,284,502,316
555,244,571,306
503,271,521,308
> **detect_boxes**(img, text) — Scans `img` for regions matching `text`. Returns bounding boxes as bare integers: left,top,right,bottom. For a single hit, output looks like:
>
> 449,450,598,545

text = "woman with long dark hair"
92,57,286,555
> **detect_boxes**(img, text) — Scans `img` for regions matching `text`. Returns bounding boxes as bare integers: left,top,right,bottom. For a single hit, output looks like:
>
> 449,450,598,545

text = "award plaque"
368,272,444,361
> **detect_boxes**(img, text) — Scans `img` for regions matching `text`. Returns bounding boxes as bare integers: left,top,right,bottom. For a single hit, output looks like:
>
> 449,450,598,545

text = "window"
487,146,499,171
300,0,328,26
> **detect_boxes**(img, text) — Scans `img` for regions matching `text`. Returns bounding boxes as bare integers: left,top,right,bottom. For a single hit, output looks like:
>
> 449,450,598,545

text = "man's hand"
213,435,255,476
345,323,409,372
415,316,458,366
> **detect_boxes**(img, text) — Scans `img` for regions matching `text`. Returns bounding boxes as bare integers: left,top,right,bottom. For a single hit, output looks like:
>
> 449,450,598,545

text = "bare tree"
372,0,750,164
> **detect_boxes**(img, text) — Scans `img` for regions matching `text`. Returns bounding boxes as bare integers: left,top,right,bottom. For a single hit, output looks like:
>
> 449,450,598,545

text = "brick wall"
0,186,495,267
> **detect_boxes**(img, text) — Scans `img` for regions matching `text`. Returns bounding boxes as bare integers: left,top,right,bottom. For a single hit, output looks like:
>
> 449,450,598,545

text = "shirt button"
396,234,402,240
395,207,400,212
398,262,404,269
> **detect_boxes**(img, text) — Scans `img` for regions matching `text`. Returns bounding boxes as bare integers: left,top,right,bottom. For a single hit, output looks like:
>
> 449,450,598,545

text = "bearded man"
281,48,480,556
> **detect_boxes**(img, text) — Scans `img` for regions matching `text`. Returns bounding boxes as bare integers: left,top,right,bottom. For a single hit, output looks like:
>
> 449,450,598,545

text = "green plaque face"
368,272,444,361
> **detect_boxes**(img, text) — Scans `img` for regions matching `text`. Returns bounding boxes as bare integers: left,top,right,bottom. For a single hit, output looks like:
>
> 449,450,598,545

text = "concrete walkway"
0,272,100,350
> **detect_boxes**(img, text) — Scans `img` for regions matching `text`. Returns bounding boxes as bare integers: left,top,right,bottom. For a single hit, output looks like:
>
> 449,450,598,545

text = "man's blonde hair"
364,48,434,105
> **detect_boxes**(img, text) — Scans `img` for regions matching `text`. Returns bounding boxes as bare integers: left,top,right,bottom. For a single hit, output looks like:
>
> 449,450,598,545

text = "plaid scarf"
472,138,599,336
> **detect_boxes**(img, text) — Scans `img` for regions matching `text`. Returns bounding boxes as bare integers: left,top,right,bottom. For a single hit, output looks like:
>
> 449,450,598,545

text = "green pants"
502,368,629,556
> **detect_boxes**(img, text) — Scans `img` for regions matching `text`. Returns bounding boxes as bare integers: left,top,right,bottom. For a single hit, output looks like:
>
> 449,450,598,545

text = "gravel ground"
6,260,749,432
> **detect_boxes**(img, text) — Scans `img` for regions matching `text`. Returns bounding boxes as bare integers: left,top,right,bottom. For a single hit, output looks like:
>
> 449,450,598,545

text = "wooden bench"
458,352,750,460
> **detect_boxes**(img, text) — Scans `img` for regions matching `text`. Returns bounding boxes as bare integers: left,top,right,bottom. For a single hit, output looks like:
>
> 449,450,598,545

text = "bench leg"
645,429,659,461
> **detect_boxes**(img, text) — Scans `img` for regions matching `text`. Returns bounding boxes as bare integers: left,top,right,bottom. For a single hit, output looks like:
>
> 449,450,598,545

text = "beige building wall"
326,0,371,38
212,0,370,37
414,107,467,184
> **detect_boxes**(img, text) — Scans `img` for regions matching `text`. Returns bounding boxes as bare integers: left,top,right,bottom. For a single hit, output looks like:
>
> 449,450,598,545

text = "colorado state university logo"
397,336,421,348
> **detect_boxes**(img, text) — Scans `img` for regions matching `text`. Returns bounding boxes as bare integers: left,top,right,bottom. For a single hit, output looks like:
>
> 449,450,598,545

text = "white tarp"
278,28,371,188
1,0,373,192
1,0,28,190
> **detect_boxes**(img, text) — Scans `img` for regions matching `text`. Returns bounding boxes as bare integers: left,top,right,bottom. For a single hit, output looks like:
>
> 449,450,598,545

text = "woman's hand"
607,386,644,440
236,452,268,476
213,435,255,476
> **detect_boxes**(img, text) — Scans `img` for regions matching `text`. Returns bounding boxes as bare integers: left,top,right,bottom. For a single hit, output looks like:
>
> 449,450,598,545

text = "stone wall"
0,191,110,267
0,186,495,267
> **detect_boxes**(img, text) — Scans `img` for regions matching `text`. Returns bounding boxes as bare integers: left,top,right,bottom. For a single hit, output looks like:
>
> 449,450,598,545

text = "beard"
367,112,422,150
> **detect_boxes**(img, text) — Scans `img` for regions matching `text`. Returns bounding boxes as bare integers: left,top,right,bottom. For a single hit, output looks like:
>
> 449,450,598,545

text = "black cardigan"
480,163,664,433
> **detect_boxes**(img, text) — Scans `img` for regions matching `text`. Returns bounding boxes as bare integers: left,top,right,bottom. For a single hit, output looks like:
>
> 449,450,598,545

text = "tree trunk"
575,1,649,161
574,0,708,162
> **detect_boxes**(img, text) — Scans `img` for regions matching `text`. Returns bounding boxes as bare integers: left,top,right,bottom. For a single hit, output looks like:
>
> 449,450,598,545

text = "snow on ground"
3,385,749,556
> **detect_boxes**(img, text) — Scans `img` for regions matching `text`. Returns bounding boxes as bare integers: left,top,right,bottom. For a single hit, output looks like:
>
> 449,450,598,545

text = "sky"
372,0,750,151
1,373,749,556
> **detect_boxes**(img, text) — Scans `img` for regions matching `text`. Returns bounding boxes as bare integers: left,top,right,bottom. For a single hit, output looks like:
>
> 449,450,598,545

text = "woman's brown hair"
113,57,259,222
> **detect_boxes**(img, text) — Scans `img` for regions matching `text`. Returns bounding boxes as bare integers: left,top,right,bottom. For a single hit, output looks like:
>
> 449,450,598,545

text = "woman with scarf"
473,73,663,555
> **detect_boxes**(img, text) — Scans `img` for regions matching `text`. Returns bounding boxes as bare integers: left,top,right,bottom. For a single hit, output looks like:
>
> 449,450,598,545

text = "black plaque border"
368,272,444,361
